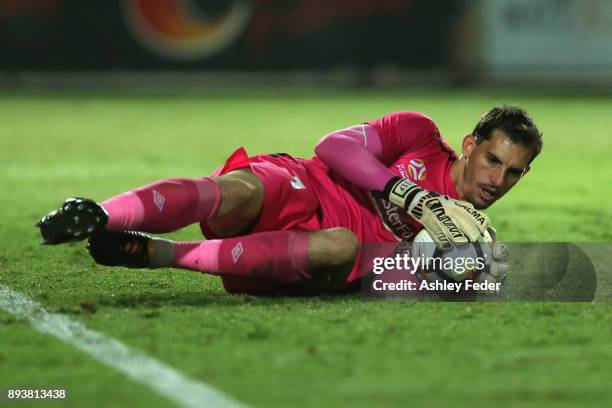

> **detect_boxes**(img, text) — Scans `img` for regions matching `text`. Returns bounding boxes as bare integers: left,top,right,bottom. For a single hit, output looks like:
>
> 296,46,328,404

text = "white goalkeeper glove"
374,176,490,249
485,227,509,284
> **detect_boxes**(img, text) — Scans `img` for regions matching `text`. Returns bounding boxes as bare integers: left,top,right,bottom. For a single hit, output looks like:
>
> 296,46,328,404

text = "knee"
322,227,359,266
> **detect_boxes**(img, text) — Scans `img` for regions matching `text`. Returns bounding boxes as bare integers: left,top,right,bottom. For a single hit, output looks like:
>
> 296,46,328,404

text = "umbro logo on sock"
153,189,165,212
231,242,244,263
290,176,305,190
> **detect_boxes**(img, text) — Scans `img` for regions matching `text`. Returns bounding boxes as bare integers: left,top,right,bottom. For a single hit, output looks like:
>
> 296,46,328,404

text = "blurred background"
1,0,611,92
1,3,611,406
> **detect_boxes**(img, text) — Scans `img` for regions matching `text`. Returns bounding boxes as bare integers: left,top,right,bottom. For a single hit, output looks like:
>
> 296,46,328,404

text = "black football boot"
87,231,152,268
36,198,108,244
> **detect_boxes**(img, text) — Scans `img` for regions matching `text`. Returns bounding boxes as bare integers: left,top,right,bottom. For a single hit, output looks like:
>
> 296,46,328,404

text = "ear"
461,134,477,158
520,165,532,179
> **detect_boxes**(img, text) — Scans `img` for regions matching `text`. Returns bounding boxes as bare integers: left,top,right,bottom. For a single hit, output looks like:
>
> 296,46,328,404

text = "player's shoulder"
384,111,435,122
373,111,439,132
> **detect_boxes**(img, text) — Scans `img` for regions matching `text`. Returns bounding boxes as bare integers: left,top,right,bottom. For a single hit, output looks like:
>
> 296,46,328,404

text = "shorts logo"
231,242,244,263
290,176,306,190
408,159,427,181
153,189,165,212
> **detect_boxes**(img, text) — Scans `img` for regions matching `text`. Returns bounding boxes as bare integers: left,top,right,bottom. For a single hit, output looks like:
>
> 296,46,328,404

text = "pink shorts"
200,148,323,237
200,147,396,293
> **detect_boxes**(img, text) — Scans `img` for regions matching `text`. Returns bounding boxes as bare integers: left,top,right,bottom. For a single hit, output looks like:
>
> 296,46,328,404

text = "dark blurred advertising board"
480,0,612,76
0,0,465,70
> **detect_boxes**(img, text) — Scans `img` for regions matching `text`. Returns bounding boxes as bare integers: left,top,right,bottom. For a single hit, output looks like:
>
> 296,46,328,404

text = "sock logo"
231,242,244,263
153,189,165,212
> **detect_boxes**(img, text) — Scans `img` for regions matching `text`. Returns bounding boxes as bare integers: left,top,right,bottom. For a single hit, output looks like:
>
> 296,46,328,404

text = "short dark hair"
472,106,543,162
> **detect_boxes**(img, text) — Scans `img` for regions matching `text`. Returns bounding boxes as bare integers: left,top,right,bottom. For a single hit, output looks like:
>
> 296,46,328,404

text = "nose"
490,168,504,187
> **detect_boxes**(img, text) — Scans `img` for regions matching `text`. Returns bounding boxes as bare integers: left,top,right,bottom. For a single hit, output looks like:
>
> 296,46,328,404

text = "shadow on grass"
90,290,359,311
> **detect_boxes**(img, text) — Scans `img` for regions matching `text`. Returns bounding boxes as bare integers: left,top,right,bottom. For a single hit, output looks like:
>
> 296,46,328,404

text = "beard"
464,186,498,210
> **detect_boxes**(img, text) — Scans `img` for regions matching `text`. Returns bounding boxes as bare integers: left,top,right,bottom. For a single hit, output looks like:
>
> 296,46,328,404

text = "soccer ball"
411,229,494,284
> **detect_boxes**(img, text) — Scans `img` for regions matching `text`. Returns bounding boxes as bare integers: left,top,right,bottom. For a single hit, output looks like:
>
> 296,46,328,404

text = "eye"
507,169,523,178
486,154,500,165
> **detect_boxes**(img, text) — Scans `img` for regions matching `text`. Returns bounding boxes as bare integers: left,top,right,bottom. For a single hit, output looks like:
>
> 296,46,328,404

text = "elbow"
314,134,334,162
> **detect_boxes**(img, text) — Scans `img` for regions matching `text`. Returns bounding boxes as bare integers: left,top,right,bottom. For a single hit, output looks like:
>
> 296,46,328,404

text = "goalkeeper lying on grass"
36,106,542,295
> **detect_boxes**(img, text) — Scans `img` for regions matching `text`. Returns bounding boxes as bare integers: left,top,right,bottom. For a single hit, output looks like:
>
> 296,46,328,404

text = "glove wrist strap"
378,177,426,212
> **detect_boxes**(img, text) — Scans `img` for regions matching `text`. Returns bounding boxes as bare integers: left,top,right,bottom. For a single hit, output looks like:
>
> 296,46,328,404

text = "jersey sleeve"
314,124,395,192
366,111,444,165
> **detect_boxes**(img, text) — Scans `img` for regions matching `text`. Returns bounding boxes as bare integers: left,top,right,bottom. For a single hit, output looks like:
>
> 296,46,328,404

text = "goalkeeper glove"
374,176,490,249
486,227,509,284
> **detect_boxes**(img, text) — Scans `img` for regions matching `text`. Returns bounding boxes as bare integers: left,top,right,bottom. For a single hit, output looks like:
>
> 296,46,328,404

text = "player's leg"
87,227,358,293
102,169,264,236
36,169,264,244
206,169,264,237
303,227,360,292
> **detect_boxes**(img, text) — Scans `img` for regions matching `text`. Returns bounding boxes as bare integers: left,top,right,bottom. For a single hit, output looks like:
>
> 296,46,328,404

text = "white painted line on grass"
0,284,248,408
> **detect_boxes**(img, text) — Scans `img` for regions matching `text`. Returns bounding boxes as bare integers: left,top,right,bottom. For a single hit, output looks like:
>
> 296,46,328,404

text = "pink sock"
172,231,311,284
101,177,221,233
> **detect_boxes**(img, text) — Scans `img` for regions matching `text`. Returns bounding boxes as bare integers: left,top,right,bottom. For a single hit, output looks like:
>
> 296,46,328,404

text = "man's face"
461,129,533,209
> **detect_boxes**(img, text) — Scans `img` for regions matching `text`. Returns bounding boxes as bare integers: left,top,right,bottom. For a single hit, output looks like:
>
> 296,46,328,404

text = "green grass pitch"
1,90,611,407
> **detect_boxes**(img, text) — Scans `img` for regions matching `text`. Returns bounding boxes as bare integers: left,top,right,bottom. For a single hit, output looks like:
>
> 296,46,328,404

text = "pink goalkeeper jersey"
304,111,460,243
